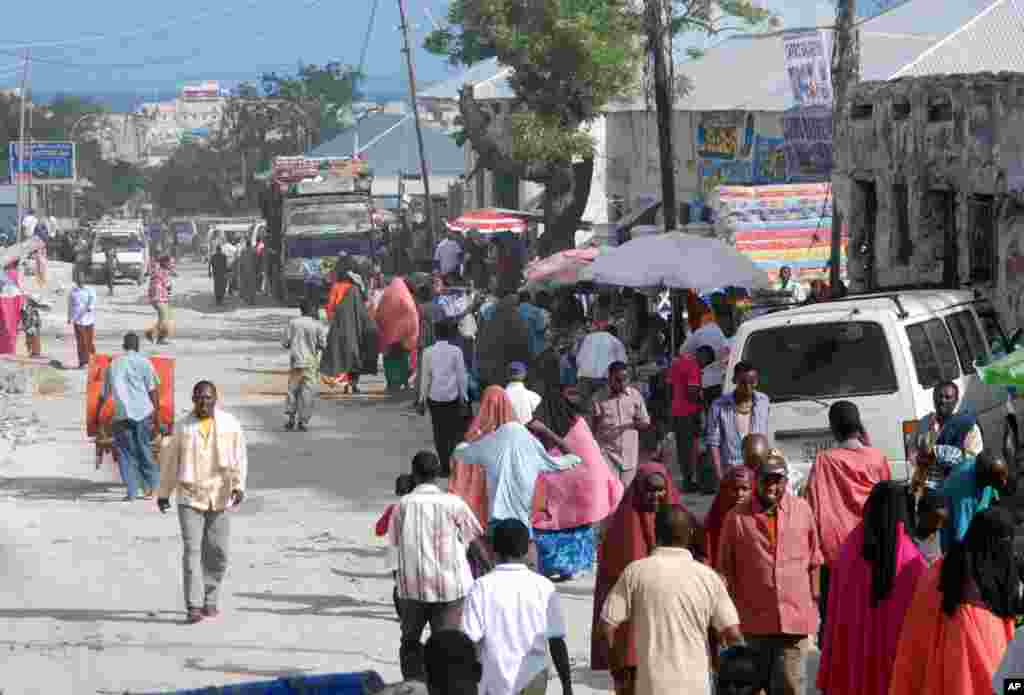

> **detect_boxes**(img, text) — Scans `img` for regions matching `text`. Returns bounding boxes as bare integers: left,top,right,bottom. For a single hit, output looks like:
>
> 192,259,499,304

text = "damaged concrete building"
836,72,1024,330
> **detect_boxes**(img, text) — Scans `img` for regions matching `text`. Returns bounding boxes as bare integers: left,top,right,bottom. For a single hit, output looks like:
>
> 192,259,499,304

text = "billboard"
9,142,76,184
782,30,833,107
181,81,225,100
271,156,369,189
782,106,833,181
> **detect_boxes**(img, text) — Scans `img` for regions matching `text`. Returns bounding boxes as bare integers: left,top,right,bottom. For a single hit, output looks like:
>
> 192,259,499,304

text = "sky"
0,0,839,101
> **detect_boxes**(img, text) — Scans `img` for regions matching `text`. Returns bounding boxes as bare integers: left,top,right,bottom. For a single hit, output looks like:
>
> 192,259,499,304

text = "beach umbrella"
524,247,603,290
588,232,771,292
445,208,528,234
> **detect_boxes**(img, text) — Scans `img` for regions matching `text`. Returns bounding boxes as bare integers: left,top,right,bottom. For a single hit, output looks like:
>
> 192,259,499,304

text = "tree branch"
458,85,555,182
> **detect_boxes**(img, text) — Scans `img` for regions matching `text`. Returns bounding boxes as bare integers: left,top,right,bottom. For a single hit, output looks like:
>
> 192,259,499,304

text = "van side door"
944,307,1003,453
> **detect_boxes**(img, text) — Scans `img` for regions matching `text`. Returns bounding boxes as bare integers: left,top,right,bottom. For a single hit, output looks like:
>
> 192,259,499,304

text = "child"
376,473,416,620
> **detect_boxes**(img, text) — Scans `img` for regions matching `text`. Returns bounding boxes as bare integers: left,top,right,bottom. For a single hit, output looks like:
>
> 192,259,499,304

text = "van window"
741,321,897,402
976,307,1010,355
945,310,987,374
906,319,960,389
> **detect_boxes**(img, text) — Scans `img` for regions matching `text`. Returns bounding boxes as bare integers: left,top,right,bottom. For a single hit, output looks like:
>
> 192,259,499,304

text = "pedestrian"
680,303,728,405
209,245,229,306
320,262,373,395
575,325,627,415
377,629,483,695
461,519,573,695
705,361,770,482
67,276,97,368
20,296,42,358
702,466,753,572
667,348,702,491
413,281,445,397
417,320,469,476
816,481,928,695
238,240,258,304
144,255,173,345
889,507,1017,695
104,246,117,296
591,464,682,695
434,232,463,278
31,215,49,289
477,291,531,394
282,299,328,432
96,333,163,501
601,504,743,695
375,277,418,393
591,361,651,490
741,432,771,473
376,474,417,620
910,380,983,497
156,380,247,625
506,361,541,425
73,236,90,285
941,449,1013,548
519,290,549,359
805,401,891,633
717,454,822,695
390,451,485,680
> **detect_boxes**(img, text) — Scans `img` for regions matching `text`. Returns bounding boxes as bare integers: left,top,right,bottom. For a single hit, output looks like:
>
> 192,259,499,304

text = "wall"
836,72,1024,330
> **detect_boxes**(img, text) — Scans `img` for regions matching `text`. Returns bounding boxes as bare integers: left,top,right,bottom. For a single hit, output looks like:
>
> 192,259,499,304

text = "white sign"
782,30,833,107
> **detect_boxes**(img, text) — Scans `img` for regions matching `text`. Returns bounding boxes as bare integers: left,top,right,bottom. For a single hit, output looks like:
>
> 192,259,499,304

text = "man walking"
668,349,702,491
390,451,484,680
209,245,229,306
602,505,743,695
462,519,573,695
718,456,822,695
157,380,248,624
576,325,627,414
67,276,97,369
592,362,651,489
104,246,117,296
96,333,162,501
145,256,173,345
434,233,463,278
506,361,541,424
282,299,328,432
418,320,469,476
706,361,770,481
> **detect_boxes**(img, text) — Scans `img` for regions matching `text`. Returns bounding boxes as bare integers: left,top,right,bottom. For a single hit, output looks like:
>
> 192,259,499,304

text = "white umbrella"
588,232,771,291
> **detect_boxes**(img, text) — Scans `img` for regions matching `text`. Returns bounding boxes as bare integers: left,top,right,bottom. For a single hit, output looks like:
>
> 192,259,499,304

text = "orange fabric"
450,386,517,527
86,354,175,436
374,278,419,352
465,386,516,443
889,560,1014,695
806,446,892,567
686,290,716,332
325,281,352,322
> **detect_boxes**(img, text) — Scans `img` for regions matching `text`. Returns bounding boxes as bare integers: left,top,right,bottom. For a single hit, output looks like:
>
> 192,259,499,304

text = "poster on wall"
752,135,787,184
696,112,744,160
782,30,833,107
782,106,832,181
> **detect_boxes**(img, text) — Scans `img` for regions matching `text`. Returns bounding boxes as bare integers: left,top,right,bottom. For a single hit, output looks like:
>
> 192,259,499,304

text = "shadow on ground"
234,591,392,619
0,608,182,625
0,477,125,503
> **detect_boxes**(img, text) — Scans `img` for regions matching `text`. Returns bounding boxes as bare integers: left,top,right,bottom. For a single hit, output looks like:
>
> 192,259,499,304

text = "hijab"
939,506,1019,617
862,481,910,606
465,386,516,442
531,347,577,438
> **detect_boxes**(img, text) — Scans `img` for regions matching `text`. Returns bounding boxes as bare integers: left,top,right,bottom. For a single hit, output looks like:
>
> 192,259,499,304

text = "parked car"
725,289,1022,491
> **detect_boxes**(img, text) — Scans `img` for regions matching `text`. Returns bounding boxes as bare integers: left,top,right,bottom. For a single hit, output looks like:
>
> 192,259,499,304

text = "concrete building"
136,81,228,165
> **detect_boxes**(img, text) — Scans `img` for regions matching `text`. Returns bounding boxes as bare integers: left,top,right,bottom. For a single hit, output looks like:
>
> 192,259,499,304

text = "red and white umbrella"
445,208,528,234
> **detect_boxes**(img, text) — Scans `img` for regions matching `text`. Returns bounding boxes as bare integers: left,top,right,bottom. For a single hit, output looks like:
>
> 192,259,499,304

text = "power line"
359,0,382,77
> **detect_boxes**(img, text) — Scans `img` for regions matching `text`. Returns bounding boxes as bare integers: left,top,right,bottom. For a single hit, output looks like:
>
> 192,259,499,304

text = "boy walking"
282,299,328,432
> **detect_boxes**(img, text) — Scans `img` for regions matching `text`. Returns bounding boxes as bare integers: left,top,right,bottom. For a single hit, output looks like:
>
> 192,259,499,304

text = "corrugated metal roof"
310,112,464,175
893,0,1024,77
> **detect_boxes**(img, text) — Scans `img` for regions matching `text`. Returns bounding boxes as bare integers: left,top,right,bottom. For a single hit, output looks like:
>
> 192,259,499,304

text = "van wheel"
1004,420,1019,469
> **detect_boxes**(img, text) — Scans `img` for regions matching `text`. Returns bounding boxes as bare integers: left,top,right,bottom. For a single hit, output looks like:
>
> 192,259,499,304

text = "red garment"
704,467,753,572
806,446,892,567
375,504,396,537
591,462,682,672
0,295,24,354
375,278,419,352
718,492,823,636
668,353,701,417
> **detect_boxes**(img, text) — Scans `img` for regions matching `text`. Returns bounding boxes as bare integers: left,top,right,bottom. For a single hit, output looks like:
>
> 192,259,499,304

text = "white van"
725,290,1022,490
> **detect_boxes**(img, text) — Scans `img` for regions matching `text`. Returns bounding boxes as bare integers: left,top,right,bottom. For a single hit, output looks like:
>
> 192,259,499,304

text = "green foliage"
510,112,596,162
261,62,363,145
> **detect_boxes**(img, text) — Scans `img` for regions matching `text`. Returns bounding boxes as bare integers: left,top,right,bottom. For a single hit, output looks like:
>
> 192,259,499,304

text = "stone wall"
836,72,1024,329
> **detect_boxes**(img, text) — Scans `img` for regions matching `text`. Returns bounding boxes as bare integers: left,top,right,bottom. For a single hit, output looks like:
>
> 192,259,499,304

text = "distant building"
136,81,228,165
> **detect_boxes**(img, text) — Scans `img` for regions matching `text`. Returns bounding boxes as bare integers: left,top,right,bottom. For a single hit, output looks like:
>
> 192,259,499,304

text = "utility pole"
647,0,677,232
16,51,30,241
831,0,858,290
397,0,436,258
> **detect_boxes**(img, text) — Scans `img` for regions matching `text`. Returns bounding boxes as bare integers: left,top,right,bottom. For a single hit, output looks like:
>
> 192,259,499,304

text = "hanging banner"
782,106,832,182
782,30,833,107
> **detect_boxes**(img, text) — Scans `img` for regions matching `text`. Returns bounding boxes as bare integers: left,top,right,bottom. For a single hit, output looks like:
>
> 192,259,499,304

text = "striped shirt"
389,483,484,603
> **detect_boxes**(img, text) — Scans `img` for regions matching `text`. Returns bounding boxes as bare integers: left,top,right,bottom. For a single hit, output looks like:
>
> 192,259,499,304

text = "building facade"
137,82,228,165
836,72,1024,330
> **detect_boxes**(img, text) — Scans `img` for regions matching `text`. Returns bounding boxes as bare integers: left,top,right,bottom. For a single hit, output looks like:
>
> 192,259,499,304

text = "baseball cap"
508,362,527,378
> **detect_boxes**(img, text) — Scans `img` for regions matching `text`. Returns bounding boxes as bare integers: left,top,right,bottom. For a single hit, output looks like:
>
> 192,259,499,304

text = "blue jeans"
113,417,158,498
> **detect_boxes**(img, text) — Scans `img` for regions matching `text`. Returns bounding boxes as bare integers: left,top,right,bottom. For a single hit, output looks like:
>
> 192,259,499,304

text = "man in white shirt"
418,320,469,476
506,362,541,424
435,234,464,277
575,325,627,413
391,451,484,681
462,519,573,695
67,276,97,369
21,209,38,240
680,318,728,404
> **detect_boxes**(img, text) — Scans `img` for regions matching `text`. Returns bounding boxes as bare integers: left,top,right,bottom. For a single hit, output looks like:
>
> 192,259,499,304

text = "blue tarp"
143,669,385,695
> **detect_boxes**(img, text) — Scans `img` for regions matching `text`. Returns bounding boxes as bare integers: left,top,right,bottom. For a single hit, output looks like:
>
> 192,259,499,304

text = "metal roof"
420,58,515,101
892,0,1024,77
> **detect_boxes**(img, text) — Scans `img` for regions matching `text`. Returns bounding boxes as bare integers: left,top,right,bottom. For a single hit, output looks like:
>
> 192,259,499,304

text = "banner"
782,30,833,107
271,156,369,189
9,142,76,184
782,106,833,181
752,136,787,184
696,113,745,160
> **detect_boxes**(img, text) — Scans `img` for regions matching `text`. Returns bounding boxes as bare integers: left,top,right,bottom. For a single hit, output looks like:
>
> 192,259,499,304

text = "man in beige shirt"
602,505,742,695
157,380,248,624
592,361,651,489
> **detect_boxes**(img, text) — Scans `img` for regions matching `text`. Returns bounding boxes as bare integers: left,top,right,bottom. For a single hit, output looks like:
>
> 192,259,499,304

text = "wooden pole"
397,0,436,259
647,0,677,232
831,0,858,290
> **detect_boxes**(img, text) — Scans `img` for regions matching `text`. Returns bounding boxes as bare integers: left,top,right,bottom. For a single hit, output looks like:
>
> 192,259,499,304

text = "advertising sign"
182,81,224,100
272,156,370,190
783,30,833,107
782,106,832,182
752,136,788,184
697,113,744,160
9,141,76,184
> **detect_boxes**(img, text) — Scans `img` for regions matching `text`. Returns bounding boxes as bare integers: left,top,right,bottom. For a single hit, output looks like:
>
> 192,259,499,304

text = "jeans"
112,417,158,498
398,598,464,680
178,505,231,610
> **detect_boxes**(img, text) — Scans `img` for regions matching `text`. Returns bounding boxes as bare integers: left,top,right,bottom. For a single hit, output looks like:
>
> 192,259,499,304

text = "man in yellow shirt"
157,381,248,624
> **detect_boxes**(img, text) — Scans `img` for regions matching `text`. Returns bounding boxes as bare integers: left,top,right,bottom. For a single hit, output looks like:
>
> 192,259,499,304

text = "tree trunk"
538,158,594,256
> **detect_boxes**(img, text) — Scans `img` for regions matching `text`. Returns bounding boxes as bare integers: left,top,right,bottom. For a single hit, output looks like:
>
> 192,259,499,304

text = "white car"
91,231,148,285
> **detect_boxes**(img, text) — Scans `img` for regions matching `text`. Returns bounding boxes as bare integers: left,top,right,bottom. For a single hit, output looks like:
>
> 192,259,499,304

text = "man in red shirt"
668,350,702,492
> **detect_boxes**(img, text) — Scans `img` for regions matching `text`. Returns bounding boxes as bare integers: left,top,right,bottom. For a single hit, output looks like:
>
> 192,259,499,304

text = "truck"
90,219,149,285
269,156,377,305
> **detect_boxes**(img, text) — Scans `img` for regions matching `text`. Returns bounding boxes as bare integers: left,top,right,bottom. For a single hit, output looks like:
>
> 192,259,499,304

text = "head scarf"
465,386,516,442
940,506,1018,617
704,466,753,569
862,481,910,606
531,348,577,438
829,400,865,441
